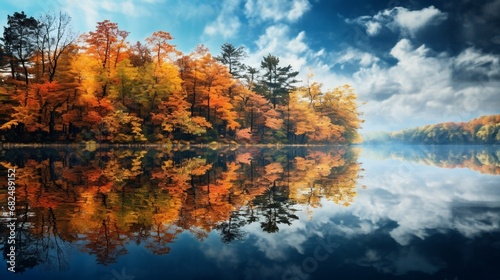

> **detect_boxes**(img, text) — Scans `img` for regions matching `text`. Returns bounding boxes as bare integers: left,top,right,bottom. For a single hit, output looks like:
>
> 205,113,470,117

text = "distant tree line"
364,115,500,144
0,11,362,144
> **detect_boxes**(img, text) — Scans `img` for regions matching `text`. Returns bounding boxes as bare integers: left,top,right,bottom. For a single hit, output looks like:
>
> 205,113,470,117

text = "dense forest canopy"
364,115,500,145
0,11,363,144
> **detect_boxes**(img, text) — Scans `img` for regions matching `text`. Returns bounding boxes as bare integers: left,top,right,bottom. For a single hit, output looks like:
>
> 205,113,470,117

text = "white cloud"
454,47,500,78
286,31,308,53
202,241,240,267
287,0,311,21
246,24,353,96
342,39,500,132
243,24,359,100
246,24,310,72
254,25,289,54
391,6,447,36
366,21,382,36
350,5,447,38
334,47,380,68
170,2,215,20
244,0,311,23
203,0,242,39
204,16,241,38
63,0,101,32
240,28,499,133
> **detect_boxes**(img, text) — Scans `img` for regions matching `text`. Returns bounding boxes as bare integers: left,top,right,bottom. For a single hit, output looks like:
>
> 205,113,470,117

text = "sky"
1,0,499,133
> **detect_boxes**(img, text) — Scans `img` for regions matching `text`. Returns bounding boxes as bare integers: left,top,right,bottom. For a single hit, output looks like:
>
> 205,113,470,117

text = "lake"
1,145,499,280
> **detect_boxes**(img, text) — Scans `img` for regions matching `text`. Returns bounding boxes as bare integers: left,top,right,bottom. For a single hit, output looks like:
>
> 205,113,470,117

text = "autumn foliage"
364,115,500,144
0,146,361,267
0,14,362,144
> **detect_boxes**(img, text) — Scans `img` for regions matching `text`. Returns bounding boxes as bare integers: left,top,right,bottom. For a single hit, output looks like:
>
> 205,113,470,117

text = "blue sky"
1,0,499,132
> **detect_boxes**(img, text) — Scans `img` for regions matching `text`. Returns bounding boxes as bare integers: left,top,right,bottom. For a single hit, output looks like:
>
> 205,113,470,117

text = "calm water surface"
0,145,499,280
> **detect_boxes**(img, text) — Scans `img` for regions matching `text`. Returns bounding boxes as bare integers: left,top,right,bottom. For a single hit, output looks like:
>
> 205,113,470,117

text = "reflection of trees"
367,145,500,175
0,145,360,269
1,205,71,273
254,183,299,233
216,212,247,243
287,149,360,207
82,217,128,265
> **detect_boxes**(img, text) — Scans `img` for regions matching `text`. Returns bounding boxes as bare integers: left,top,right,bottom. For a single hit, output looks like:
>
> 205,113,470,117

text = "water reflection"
328,145,500,279
358,145,500,244
362,144,500,174
0,145,499,279
0,146,359,269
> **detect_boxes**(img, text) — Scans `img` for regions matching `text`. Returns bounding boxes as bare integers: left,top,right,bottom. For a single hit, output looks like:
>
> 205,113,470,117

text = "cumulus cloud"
204,16,241,39
366,21,382,36
203,0,242,38
340,39,500,132
391,6,448,36
244,0,311,23
333,2,500,132
334,47,380,68
245,24,311,73
245,22,354,92
349,6,447,38
453,47,500,81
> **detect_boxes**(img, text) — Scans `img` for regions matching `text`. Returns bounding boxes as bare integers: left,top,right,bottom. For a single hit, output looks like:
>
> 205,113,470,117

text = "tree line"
364,115,500,145
0,11,362,144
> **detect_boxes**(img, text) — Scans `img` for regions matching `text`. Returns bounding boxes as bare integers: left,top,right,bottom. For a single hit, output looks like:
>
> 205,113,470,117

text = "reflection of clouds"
323,220,379,237
199,216,318,279
201,236,240,266
452,208,500,238
355,148,500,245
244,210,311,260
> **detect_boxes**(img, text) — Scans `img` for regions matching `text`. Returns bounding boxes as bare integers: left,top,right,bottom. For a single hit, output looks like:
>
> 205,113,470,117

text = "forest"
0,11,362,144
364,115,500,145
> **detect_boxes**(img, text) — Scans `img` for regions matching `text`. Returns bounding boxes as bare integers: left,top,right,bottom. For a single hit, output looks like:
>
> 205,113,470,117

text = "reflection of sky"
356,146,500,244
